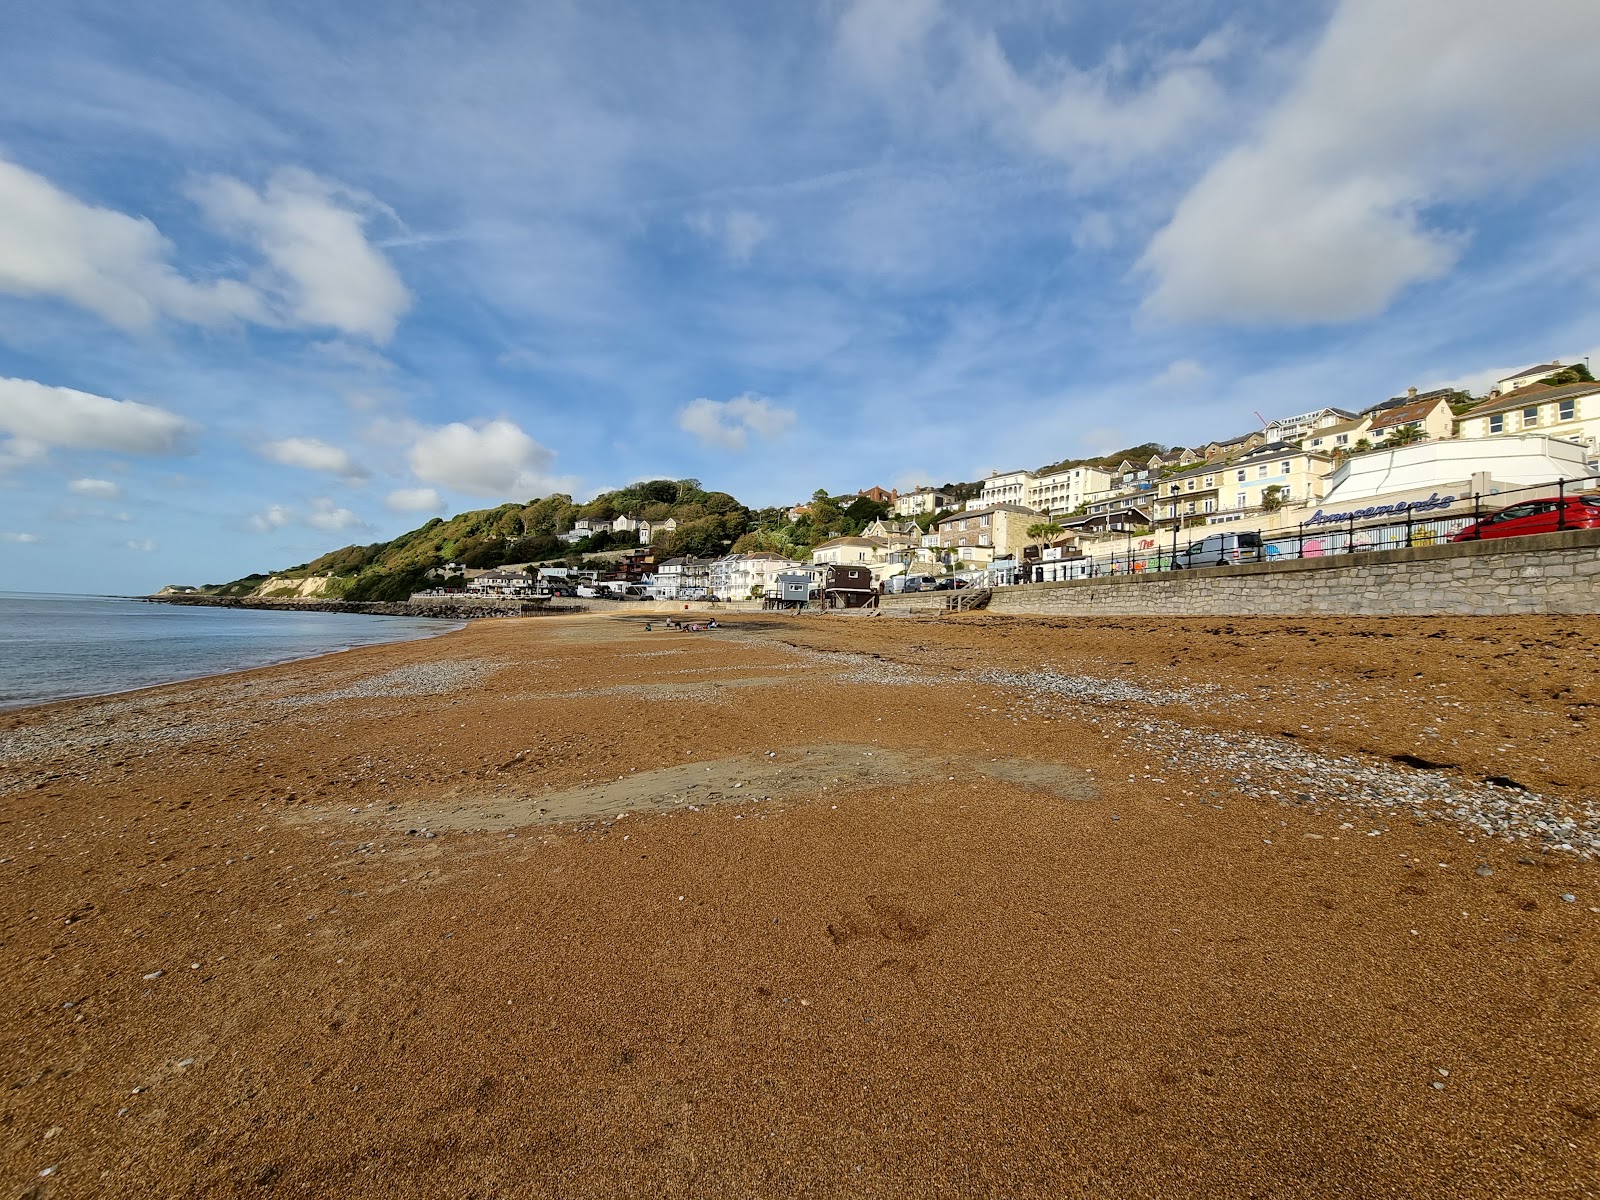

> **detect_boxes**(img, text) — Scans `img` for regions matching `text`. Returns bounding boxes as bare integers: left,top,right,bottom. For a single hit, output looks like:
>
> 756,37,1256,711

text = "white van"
1174,531,1269,568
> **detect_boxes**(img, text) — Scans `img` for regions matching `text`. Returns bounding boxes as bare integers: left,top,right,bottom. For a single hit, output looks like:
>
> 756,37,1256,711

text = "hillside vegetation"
201,478,932,601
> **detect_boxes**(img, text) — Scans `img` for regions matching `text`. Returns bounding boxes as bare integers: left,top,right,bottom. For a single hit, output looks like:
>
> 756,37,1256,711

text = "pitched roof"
933,502,1037,525
1307,416,1369,439
1463,380,1600,419
1368,396,1448,430
1499,362,1564,383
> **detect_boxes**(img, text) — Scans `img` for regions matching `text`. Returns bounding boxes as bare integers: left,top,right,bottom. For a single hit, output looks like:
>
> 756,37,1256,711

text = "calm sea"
0,592,460,711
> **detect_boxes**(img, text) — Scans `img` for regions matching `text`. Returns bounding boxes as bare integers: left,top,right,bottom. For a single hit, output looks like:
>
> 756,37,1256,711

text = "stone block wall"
912,530,1600,618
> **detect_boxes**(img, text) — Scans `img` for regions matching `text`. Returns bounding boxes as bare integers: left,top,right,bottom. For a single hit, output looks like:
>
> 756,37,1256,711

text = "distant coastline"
146,594,582,620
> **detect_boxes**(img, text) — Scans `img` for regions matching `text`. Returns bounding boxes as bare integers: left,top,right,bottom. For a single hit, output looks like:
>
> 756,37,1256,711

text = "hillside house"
1457,382,1600,460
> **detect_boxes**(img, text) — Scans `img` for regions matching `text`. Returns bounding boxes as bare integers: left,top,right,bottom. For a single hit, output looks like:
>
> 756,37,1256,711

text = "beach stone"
1560,893,1577,903
1474,866,1493,877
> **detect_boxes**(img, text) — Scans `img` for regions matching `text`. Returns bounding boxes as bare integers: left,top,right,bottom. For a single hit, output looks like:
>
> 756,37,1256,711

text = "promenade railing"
1019,472,1600,583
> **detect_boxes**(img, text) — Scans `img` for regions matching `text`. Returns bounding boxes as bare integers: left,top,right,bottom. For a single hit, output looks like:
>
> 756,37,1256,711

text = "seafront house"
1306,415,1373,455
976,469,1037,511
857,486,897,505
860,518,919,548
1156,441,1333,527
810,536,891,566
1495,361,1570,396
637,516,679,544
1030,464,1114,517
610,515,641,535
893,487,956,518
1264,407,1360,443
707,552,802,600
1456,382,1600,463
1367,393,1455,445
931,502,1038,564
468,568,536,594
652,556,710,600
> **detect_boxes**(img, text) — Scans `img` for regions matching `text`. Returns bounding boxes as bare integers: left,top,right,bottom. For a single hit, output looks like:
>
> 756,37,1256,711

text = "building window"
1187,480,1195,491
1257,465,1268,477
1523,406,1539,426
1235,470,1246,482
1560,399,1576,421
1204,476,1215,487
1336,434,1349,445
1489,414,1504,433
1236,492,1247,508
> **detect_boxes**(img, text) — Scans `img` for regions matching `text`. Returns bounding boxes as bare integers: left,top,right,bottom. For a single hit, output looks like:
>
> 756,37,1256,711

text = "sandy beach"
2,611,1597,1198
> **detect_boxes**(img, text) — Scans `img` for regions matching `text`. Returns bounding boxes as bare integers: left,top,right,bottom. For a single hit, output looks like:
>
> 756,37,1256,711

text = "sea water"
0,592,459,710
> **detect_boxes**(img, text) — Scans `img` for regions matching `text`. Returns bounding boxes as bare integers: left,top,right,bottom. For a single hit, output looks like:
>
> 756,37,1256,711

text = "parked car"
1172,531,1268,568
1451,495,1600,541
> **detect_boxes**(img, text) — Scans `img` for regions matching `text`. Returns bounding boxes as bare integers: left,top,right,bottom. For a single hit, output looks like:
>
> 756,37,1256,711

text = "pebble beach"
2,611,1596,1198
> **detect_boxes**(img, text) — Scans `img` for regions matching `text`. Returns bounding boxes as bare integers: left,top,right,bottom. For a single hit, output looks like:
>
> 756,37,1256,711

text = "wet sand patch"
384,743,1097,831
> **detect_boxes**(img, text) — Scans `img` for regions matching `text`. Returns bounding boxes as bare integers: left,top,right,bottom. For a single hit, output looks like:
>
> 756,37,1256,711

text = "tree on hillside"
1539,364,1594,386
1384,425,1426,447
1260,485,1287,513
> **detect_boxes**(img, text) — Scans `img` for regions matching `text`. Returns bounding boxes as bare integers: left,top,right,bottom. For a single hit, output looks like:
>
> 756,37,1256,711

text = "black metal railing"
1016,472,1599,583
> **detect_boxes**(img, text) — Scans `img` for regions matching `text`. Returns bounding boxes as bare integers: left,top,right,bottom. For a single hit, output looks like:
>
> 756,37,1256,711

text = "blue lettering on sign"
1305,492,1457,526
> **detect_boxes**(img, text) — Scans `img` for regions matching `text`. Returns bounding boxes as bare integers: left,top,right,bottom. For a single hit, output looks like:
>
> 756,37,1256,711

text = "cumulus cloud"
247,504,294,533
1140,0,1600,324
68,477,122,498
306,497,364,531
260,436,365,479
688,209,772,264
407,419,558,499
835,0,942,86
192,168,412,342
0,156,409,340
125,538,157,552
2,531,40,544
386,486,442,513
0,155,263,330
1155,359,1206,388
0,377,193,455
677,392,796,451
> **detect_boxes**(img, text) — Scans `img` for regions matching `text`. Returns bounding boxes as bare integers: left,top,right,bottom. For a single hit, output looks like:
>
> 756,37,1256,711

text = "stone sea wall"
880,529,1600,618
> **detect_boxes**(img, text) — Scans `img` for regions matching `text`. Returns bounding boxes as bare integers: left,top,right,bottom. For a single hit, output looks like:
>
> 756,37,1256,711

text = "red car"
1451,495,1600,541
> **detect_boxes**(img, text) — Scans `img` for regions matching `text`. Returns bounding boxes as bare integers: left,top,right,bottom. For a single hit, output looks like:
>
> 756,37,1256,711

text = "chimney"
1407,386,1417,398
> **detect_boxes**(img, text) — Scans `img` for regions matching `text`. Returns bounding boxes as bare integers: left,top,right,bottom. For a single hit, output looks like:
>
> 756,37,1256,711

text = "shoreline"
0,602,471,717
145,593,585,619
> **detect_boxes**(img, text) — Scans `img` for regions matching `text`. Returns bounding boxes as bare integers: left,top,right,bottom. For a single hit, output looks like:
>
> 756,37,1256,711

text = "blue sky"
2,0,1598,592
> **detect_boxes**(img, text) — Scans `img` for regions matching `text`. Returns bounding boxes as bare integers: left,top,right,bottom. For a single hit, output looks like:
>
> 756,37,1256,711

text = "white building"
1495,361,1568,396
638,516,679,544
1312,435,1591,513
651,556,710,600
1265,407,1359,443
893,488,956,517
707,552,802,600
468,569,535,594
977,469,1036,510
1030,464,1114,516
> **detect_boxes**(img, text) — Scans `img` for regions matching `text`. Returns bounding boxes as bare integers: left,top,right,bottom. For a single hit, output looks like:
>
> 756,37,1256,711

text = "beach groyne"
147,594,584,619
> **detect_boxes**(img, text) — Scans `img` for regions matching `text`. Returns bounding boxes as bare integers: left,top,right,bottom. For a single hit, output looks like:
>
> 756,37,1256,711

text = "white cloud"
0,155,264,330
306,497,364,531
248,504,294,533
963,29,1228,178
835,0,941,87
68,477,122,498
407,418,558,498
260,436,364,479
125,538,157,552
1141,0,1600,324
386,486,442,513
192,167,412,342
1155,359,1206,388
0,377,194,454
2,531,40,544
677,392,796,451
688,209,772,264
